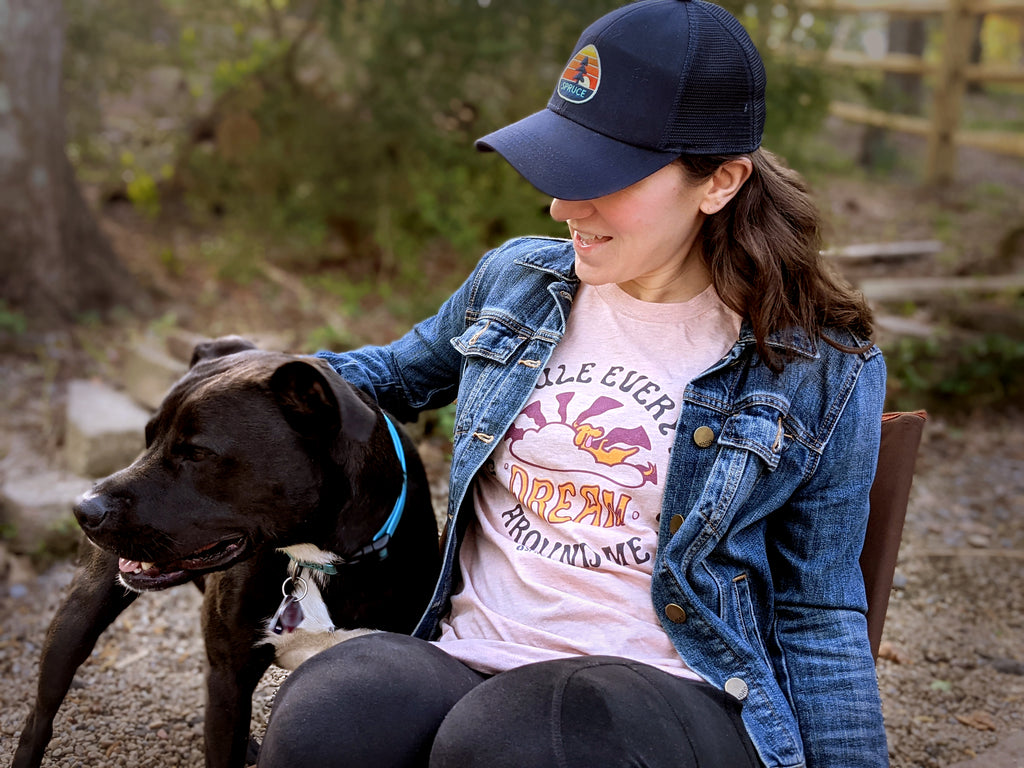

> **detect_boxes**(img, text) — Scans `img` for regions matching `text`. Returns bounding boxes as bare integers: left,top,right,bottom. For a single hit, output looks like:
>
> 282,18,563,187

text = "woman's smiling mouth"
572,228,612,248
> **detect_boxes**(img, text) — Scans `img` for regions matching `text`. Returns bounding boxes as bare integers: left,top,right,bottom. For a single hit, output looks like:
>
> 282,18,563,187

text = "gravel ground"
1,412,1022,767
874,414,1024,766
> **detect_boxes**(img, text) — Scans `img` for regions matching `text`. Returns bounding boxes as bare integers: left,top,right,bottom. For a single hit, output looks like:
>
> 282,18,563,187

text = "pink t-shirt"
436,282,741,678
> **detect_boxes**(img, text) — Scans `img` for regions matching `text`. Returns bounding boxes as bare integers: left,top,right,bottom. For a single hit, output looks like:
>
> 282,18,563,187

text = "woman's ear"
699,157,753,215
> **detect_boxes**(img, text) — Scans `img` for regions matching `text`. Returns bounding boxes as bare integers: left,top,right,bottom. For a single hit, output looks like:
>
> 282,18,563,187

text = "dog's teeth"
140,562,155,572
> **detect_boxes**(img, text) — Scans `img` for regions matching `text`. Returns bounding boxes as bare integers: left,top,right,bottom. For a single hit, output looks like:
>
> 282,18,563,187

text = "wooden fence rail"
794,0,1024,184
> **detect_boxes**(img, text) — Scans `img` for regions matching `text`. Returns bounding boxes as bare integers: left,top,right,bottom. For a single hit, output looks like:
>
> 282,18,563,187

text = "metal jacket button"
669,514,684,534
665,603,687,624
693,426,715,448
724,677,749,701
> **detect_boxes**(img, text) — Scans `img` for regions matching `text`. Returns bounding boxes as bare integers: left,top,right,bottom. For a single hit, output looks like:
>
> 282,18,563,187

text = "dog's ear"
269,359,377,444
190,335,258,368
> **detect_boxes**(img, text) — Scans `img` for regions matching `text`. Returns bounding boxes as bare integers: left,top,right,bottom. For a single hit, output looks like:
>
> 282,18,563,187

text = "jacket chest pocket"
686,406,792,536
452,317,530,365
451,317,544,440
716,405,791,472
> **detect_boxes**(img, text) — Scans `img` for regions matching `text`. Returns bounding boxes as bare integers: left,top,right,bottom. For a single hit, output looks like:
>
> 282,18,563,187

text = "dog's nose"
74,490,112,532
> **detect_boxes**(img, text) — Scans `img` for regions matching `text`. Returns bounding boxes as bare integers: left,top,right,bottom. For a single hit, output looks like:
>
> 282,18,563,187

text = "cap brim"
475,109,679,201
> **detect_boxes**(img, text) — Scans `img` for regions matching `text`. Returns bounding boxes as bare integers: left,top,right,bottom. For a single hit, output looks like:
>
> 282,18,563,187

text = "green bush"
0,300,28,334
181,0,614,280
884,333,1024,414
178,0,833,294
65,0,835,313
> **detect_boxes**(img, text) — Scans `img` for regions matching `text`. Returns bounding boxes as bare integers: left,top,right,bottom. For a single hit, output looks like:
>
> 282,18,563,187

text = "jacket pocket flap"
718,408,785,470
452,318,528,364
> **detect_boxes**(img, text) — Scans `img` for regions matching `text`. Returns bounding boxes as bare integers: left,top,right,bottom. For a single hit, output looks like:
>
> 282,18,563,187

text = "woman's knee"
259,633,484,768
430,656,760,768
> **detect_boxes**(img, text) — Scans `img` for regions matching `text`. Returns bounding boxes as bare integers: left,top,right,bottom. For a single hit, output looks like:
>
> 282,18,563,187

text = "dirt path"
875,414,1024,766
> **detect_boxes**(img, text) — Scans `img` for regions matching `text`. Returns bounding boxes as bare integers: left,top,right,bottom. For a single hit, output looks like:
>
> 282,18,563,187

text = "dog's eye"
174,443,215,462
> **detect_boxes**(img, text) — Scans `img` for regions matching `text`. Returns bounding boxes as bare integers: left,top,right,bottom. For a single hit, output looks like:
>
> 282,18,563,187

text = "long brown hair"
678,149,873,372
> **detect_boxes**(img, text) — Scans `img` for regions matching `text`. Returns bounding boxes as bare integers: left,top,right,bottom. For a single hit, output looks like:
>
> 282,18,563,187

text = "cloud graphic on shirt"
505,393,657,488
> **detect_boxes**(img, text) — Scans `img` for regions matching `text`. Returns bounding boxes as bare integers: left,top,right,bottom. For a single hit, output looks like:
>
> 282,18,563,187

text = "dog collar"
379,414,409,542
346,413,408,563
286,413,408,574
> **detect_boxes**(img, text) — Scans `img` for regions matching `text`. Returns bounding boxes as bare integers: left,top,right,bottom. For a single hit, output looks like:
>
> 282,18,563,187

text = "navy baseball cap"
475,0,766,201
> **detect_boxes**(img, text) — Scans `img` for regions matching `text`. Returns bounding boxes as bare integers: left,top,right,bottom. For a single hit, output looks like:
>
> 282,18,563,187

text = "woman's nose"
549,197,594,222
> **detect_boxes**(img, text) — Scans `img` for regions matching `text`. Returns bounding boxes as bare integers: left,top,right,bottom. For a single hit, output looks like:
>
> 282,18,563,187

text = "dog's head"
74,336,392,591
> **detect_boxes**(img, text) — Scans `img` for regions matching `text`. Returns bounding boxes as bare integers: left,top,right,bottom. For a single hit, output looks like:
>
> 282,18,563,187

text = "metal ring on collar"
281,576,308,601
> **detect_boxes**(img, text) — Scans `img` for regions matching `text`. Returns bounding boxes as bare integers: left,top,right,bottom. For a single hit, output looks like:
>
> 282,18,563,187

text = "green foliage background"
56,1,1024,415
63,0,836,306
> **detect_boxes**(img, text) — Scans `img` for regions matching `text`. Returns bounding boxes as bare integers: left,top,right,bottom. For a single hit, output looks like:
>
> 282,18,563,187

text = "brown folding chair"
861,411,927,659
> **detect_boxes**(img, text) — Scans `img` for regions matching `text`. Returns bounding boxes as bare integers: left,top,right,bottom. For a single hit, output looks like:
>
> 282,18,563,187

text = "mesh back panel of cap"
662,2,766,154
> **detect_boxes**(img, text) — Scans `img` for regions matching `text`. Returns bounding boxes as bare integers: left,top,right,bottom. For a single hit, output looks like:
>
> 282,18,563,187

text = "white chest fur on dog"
264,544,375,670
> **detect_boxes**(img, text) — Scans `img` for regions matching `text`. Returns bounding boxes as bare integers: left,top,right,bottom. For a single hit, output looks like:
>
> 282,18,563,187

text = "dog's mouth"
118,536,249,591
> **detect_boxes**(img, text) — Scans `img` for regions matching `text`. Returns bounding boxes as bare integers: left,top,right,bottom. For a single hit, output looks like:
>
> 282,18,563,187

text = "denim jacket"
316,237,889,768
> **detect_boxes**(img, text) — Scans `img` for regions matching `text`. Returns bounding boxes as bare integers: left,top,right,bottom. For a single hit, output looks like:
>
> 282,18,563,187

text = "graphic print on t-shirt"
484,356,681,574
508,392,658,492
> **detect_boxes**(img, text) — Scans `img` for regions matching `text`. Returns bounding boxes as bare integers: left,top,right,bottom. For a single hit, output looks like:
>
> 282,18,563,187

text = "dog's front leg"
200,569,277,768
12,542,139,768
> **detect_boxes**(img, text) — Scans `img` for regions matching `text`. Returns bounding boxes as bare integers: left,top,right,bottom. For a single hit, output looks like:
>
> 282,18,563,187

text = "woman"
258,1,888,766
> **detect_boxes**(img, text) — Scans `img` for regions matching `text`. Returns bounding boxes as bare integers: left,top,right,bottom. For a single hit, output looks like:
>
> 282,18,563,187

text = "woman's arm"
314,253,492,422
766,351,889,767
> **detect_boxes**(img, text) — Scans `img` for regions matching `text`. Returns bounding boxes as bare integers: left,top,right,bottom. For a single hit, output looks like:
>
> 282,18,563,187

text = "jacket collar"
737,320,819,359
513,238,578,282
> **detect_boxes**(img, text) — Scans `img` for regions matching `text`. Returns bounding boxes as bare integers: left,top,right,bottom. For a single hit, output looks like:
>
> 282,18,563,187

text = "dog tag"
270,594,305,635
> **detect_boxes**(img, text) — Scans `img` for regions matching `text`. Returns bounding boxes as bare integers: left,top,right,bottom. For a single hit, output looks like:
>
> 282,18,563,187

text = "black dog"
11,337,441,768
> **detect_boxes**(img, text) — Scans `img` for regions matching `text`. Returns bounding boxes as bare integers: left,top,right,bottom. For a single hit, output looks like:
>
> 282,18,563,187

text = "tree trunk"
884,16,928,114
859,15,927,169
0,0,141,327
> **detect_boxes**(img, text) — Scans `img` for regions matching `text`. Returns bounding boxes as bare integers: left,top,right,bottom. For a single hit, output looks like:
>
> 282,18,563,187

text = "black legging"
257,633,762,768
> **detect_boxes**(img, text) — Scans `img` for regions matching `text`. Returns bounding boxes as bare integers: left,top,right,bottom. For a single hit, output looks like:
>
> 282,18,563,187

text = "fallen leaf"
878,641,912,664
955,710,998,731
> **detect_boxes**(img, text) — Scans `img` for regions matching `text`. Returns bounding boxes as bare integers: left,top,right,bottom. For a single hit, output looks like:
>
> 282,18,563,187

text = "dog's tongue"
118,558,141,573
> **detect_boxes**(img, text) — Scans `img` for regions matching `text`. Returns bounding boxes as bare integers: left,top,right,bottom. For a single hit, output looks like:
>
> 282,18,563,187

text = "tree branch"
264,0,284,41
281,0,325,84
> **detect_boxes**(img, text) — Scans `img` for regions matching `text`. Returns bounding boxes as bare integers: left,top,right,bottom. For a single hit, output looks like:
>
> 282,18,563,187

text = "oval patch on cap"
558,44,601,104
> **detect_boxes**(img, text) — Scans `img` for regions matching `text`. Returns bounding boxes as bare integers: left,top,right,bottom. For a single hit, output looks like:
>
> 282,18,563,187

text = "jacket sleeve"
314,251,493,422
765,351,889,767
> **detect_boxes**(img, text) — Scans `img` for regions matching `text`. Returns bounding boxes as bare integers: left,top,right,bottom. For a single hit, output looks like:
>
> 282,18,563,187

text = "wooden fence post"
926,0,975,184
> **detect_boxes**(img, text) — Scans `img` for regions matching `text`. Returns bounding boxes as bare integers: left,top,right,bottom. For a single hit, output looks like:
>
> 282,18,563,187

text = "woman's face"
549,162,720,303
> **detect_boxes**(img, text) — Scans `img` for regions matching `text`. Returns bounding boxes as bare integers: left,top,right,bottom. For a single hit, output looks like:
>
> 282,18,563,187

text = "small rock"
954,710,998,732
122,336,187,411
989,657,1024,676
64,379,149,477
878,641,913,665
